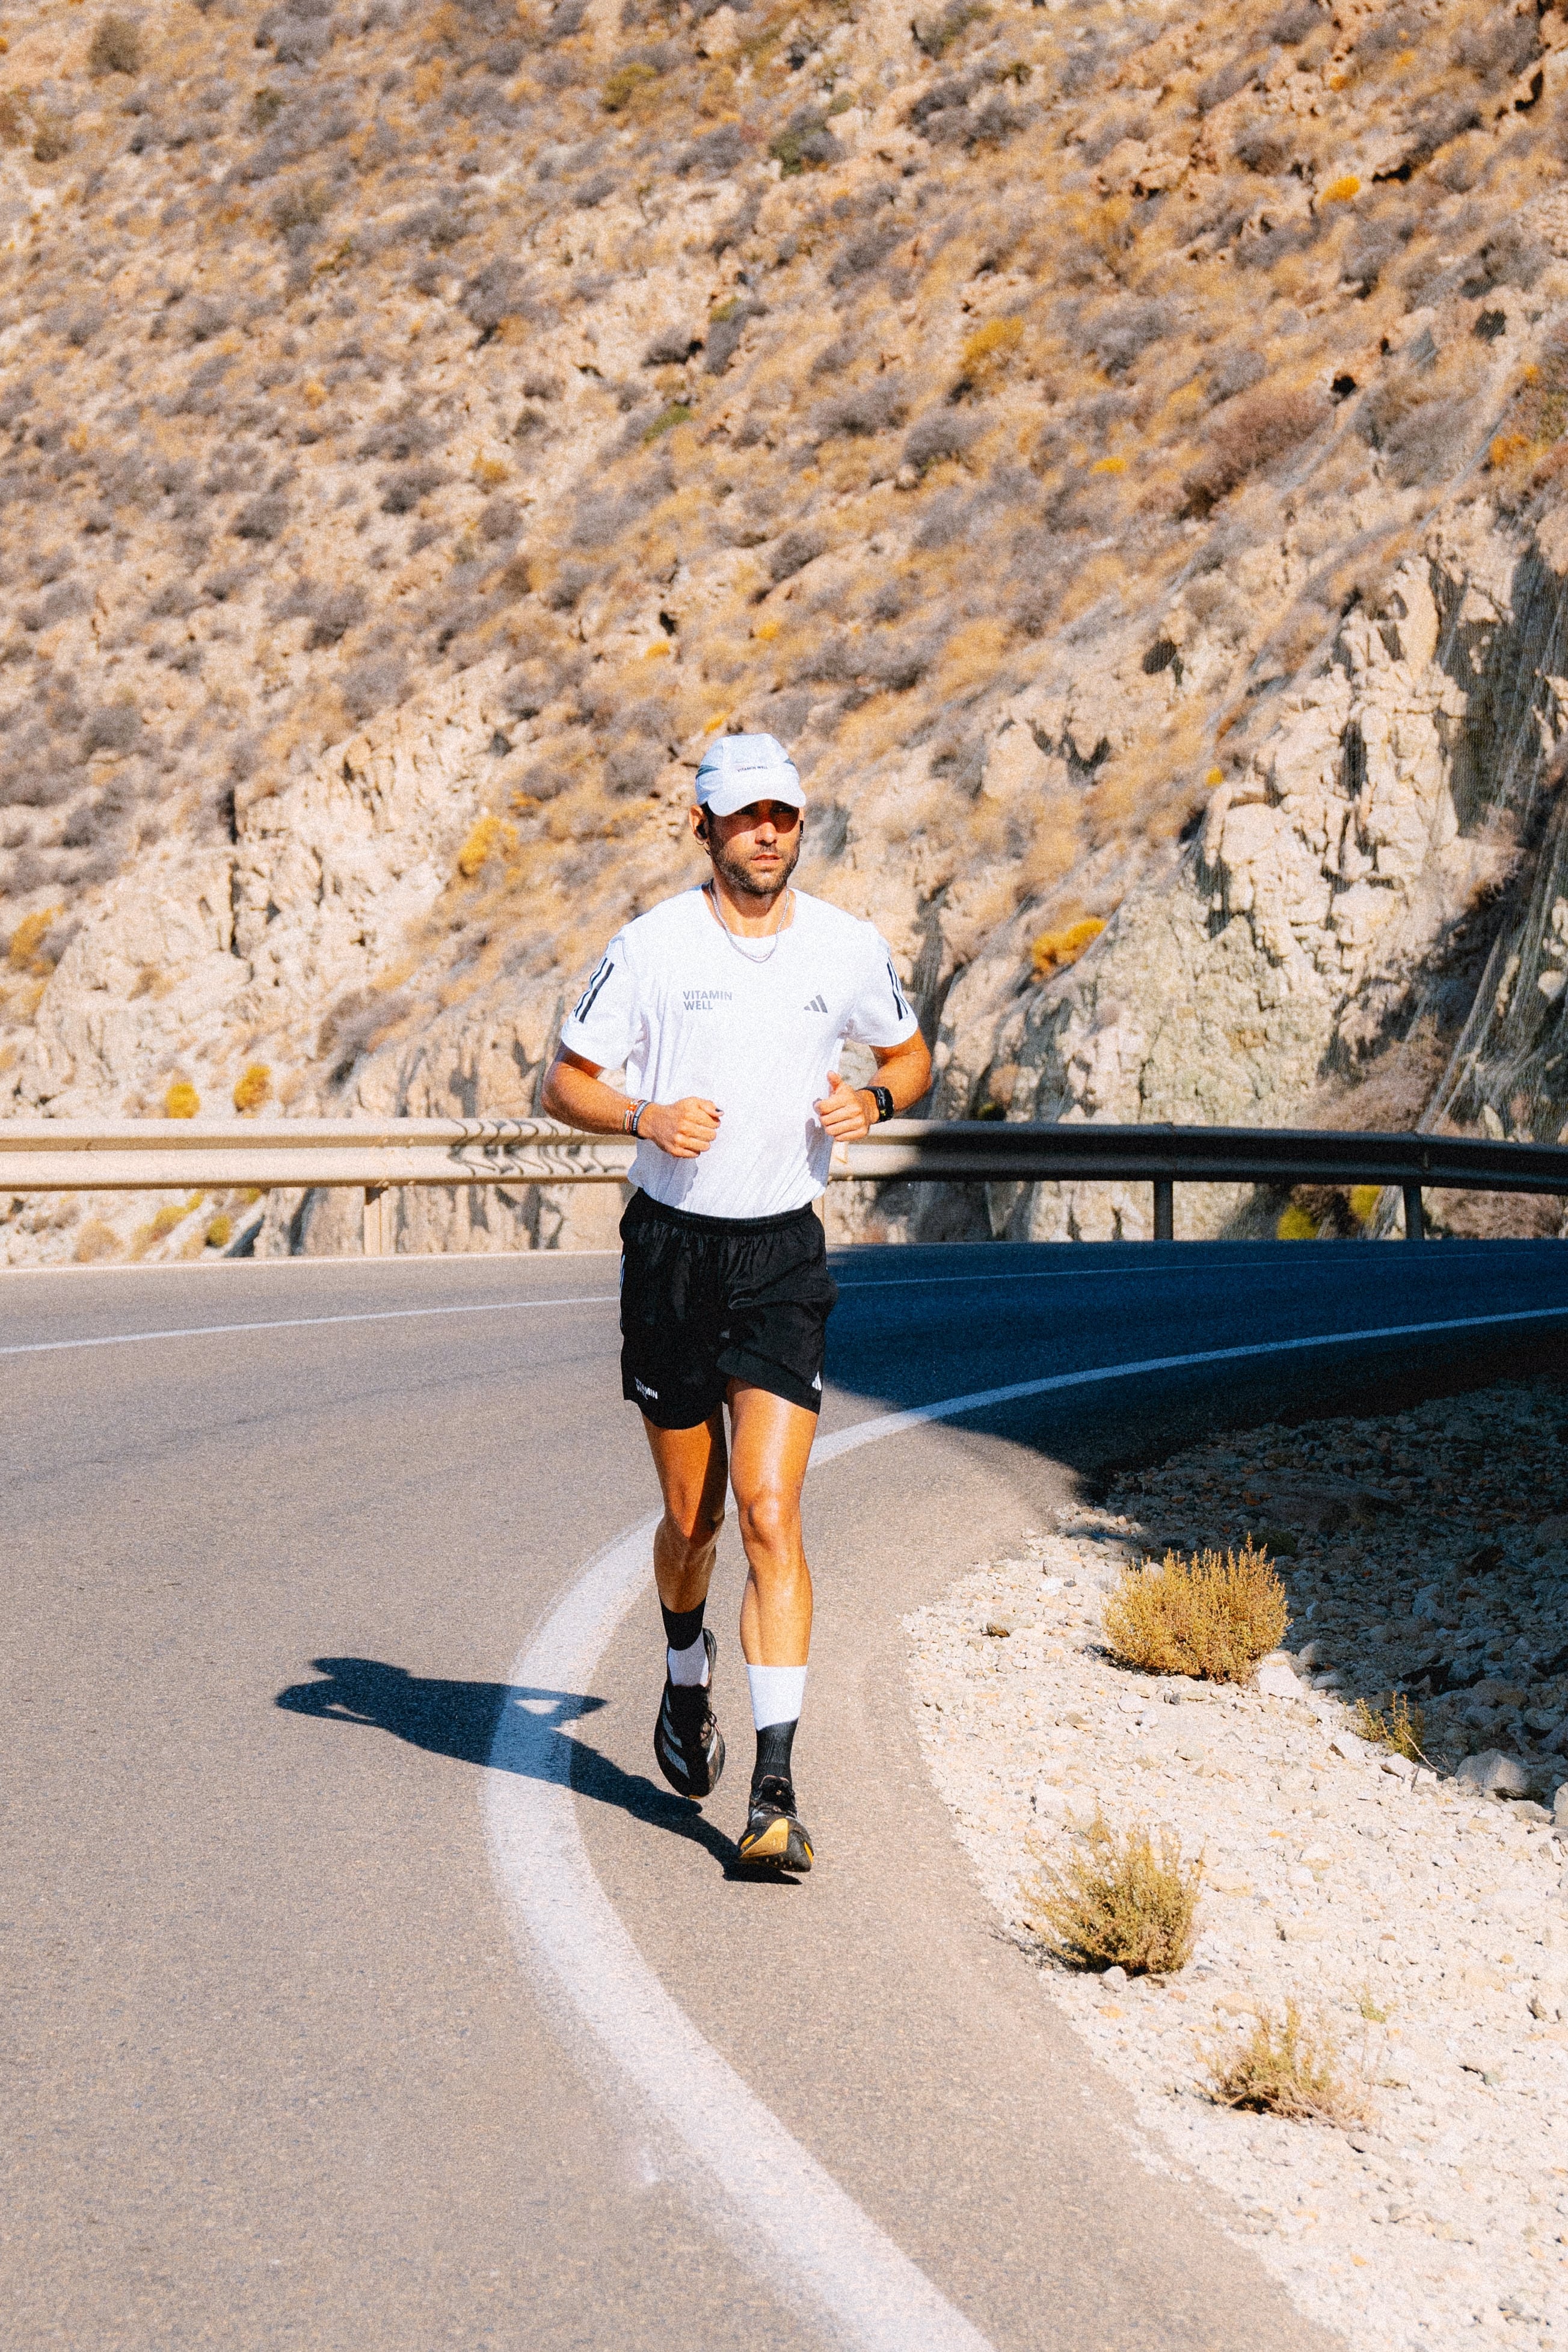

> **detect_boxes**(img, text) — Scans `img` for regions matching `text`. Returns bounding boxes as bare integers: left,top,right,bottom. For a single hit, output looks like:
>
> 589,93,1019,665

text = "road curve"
5,1238,1566,2351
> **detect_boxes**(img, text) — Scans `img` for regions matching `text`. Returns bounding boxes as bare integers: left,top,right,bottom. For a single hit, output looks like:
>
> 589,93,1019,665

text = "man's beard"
709,826,801,907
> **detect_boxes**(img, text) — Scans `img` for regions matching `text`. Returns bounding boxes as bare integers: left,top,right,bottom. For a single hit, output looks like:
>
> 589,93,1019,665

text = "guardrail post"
363,1184,393,1256
1401,1183,1425,1243
1152,1179,1174,1242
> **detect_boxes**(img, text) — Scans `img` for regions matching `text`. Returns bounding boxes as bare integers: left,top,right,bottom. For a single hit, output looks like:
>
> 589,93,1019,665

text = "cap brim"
697,772,807,817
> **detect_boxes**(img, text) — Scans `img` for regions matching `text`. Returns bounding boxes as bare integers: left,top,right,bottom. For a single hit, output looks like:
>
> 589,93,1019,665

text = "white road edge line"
481,1299,1568,2352
0,1294,621,1358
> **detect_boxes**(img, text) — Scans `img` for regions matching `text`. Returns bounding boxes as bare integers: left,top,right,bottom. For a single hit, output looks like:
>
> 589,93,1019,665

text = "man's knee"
662,1495,724,1562
736,1484,800,1559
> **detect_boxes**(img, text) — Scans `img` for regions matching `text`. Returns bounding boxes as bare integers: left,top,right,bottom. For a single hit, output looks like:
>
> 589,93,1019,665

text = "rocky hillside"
4,0,1568,1260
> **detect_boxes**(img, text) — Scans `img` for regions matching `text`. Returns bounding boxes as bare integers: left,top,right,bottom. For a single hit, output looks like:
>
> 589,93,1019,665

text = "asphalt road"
5,1236,1568,2351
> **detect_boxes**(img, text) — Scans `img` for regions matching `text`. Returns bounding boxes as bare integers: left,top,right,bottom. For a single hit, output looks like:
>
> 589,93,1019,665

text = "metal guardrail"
848,1119,1568,1243
0,1117,639,1194
2,1116,1567,1250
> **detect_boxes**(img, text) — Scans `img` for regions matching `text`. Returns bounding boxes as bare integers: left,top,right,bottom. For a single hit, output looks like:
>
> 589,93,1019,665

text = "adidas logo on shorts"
804,993,828,1013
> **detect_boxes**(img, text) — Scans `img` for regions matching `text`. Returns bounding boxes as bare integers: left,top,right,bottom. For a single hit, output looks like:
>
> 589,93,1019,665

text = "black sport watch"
866,1085,895,1124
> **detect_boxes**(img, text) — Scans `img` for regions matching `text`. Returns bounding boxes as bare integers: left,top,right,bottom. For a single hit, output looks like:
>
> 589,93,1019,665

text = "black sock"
660,1596,706,1652
752,1719,797,1793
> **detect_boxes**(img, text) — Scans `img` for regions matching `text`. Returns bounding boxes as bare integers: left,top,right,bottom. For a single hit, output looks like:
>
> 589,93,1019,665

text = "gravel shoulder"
906,1374,1568,2352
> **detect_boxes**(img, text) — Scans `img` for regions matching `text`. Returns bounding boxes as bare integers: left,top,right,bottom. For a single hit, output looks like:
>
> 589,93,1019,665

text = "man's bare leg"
642,1410,729,1799
641,1408,728,1618
727,1382,817,1666
727,1382,819,1868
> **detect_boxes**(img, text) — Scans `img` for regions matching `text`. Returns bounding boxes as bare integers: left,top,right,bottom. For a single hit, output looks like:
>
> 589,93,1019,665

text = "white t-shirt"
559,885,919,1218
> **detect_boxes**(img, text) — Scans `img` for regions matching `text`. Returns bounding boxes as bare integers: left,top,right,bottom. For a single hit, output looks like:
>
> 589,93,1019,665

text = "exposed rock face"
930,504,1568,1243
8,494,1568,1263
5,0,1568,1262
0,657,621,1259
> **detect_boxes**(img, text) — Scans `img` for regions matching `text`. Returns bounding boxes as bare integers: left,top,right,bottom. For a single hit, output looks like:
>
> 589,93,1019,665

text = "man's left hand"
814,1070,873,1142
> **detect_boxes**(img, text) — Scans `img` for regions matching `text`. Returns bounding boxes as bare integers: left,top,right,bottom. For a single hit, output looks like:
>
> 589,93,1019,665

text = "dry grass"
1025,1814,1201,1976
1031,916,1105,976
1353,1691,1427,1762
232,1063,271,1113
1103,1540,1288,1682
72,1216,120,1264
1204,2001,1371,2126
88,13,143,76
7,907,60,971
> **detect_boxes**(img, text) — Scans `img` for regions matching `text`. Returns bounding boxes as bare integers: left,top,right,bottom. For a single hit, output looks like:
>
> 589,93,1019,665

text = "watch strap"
867,1085,894,1124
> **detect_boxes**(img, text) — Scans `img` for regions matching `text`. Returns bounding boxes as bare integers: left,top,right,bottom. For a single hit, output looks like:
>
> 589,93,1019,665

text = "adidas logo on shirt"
804,993,828,1013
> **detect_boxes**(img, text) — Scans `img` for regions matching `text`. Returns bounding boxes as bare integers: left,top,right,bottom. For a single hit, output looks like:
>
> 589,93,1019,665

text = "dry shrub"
1185,387,1327,514
959,315,1023,385
204,1214,233,1249
1104,1540,1288,1682
1354,1692,1426,1762
89,12,143,75
1031,915,1104,974
73,1217,121,1264
233,1062,272,1113
457,813,514,877
1205,2001,1370,2126
603,59,659,111
163,1077,200,1118
1027,1815,1201,1975
903,410,978,477
32,114,71,164
7,905,63,970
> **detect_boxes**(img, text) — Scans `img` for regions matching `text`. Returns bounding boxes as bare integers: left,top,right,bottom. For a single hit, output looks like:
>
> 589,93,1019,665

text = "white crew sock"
747,1663,807,1729
668,1632,710,1687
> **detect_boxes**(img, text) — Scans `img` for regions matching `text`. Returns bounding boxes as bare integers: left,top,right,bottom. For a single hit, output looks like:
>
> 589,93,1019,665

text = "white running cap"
693,731,804,818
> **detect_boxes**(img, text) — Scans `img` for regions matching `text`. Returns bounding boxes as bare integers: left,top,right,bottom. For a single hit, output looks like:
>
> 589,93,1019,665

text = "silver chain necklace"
706,883,792,965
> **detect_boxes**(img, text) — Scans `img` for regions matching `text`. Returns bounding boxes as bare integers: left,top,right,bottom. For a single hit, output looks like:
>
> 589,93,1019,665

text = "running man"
541,733,932,1871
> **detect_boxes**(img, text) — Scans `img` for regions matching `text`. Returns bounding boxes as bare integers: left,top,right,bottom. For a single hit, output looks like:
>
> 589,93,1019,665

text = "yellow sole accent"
740,1816,792,1861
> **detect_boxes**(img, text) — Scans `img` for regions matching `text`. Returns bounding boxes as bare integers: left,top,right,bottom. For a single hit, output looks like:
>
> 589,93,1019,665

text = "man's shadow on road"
275,1657,752,1874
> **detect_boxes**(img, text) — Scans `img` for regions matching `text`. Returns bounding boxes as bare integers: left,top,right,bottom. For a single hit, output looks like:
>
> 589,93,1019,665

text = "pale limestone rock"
982,721,1054,802
695,4,742,57
1457,1750,1531,1797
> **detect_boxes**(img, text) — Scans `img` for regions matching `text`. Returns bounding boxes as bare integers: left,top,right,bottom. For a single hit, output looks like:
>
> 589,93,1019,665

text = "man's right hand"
641,1097,722,1158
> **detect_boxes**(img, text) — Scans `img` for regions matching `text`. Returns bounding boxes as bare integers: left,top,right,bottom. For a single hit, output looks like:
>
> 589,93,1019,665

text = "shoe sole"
736,1815,813,1871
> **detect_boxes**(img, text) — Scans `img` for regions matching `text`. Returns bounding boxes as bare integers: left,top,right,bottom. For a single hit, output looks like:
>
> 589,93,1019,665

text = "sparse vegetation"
0,0,1562,1245
1025,1814,1201,1976
73,1217,120,1264
1031,917,1105,976
233,1064,272,1113
1103,1541,1288,1682
163,1079,200,1119
88,13,143,76
1205,2001,1371,2126
1354,1691,1427,1763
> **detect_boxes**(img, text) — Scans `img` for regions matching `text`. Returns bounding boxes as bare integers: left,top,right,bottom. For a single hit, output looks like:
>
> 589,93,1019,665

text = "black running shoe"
736,1775,813,1871
653,1630,725,1799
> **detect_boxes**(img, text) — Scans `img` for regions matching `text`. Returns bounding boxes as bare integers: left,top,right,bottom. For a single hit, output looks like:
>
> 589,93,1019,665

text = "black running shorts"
618,1190,838,1430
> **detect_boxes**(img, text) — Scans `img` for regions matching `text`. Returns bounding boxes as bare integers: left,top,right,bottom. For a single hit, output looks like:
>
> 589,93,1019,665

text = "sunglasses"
727,801,802,829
